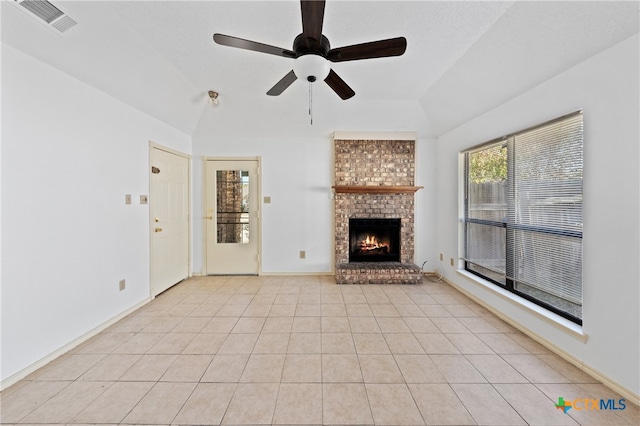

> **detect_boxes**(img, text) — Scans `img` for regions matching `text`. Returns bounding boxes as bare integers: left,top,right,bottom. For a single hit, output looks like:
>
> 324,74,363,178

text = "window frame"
463,111,583,325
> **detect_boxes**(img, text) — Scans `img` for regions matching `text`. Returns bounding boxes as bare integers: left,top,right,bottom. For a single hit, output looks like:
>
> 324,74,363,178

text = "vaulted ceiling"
3,1,638,137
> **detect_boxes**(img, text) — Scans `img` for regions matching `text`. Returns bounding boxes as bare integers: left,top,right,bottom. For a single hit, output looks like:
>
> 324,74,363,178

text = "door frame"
202,156,262,276
149,141,192,296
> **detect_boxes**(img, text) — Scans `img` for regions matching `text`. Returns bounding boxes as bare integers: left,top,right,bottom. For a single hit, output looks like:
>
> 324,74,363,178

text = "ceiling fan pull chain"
309,81,313,125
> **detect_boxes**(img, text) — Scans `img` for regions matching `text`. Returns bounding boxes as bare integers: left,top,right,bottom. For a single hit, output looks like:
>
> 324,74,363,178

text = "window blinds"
508,112,583,316
465,111,583,322
465,142,508,285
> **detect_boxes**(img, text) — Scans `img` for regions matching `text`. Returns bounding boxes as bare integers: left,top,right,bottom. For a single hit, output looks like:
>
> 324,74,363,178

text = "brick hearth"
335,262,422,284
333,136,422,284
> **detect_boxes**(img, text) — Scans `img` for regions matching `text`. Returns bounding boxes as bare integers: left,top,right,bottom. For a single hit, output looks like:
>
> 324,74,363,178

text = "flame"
358,235,387,251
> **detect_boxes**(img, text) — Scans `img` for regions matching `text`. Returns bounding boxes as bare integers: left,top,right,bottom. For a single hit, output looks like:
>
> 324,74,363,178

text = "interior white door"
205,159,259,275
150,146,190,296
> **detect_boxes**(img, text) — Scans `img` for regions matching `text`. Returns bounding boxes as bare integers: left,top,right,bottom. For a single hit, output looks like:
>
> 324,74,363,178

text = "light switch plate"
264,196,271,204
125,194,131,205
140,195,148,204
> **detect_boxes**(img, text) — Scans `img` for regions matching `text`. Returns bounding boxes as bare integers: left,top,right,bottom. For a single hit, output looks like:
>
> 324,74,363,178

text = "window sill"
454,269,588,343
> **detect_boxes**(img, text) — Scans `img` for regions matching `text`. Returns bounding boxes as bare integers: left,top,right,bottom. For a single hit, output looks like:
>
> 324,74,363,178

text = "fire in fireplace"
349,218,401,262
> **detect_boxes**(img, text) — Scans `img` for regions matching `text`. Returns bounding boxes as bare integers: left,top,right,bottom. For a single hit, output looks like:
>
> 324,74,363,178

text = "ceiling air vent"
14,0,77,34
51,15,77,32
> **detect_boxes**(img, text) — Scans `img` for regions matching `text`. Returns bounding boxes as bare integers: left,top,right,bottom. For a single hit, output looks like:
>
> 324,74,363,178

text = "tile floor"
1,275,638,425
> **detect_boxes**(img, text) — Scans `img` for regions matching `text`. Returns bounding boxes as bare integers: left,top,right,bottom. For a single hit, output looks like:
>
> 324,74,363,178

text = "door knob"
154,227,163,232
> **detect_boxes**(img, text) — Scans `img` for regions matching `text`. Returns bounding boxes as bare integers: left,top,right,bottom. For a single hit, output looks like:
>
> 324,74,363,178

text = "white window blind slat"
464,111,583,323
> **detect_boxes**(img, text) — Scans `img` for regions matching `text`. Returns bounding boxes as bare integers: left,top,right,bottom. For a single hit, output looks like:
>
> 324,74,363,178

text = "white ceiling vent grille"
14,0,77,34
51,15,77,32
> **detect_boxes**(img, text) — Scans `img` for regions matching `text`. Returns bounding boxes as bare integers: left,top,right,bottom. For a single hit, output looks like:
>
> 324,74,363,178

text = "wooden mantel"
332,185,423,194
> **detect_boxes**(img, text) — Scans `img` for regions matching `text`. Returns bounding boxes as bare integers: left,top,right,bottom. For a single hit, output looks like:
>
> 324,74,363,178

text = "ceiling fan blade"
267,70,298,96
327,37,407,62
300,0,325,48
324,69,355,100
214,34,296,58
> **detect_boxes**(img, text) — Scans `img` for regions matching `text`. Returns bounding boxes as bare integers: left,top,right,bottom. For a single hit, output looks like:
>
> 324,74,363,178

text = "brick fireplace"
333,134,422,284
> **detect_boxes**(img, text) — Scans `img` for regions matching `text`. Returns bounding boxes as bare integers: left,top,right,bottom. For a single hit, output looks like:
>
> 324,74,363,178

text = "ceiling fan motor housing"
293,33,331,56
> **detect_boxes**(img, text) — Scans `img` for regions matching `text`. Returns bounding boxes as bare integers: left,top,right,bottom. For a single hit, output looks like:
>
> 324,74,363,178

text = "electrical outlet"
439,253,443,261
300,250,306,259
125,194,131,205
119,279,126,291
450,258,455,267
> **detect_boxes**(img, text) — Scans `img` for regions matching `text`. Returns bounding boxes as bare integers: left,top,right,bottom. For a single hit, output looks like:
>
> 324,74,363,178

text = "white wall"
1,45,191,384
192,95,437,275
193,134,334,274
414,137,437,268
434,34,639,397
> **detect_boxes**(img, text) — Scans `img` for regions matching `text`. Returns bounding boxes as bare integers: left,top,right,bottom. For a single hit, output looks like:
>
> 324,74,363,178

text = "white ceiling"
2,1,639,137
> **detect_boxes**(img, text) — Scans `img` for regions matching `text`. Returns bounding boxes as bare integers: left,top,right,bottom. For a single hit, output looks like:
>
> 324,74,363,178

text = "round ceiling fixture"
208,90,220,107
293,54,330,83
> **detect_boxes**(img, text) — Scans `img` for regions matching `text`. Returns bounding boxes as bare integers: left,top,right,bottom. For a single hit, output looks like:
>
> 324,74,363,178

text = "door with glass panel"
205,159,260,274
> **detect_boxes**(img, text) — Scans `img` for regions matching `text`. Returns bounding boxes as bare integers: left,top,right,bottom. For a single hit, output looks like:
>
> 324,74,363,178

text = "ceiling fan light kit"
293,55,330,83
213,0,407,102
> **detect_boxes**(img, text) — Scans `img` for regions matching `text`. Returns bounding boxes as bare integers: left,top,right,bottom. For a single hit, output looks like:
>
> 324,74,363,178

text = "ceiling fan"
213,0,407,100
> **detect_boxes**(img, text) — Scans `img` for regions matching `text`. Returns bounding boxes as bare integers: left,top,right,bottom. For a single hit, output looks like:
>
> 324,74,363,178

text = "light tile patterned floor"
1,275,638,425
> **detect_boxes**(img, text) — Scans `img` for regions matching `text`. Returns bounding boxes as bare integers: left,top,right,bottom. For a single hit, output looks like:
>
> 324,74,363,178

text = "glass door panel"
205,159,260,275
216,170,250,244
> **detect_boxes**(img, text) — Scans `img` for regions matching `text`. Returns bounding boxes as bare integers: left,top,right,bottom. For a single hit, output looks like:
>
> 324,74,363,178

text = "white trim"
201,156,208,276
205,156,261,161
259,271,334,276
257,157,263,275
149,141,191,159
330,137,336,274
581,365,640,407
454,269,587,341
332,131,417,141
442,274,639,405
0,297,151,391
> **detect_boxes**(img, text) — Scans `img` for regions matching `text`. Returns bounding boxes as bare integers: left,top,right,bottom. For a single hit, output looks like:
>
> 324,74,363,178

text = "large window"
464,111,583,324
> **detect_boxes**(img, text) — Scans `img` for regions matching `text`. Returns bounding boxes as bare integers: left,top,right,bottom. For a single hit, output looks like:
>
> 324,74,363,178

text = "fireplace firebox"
349,218,401,262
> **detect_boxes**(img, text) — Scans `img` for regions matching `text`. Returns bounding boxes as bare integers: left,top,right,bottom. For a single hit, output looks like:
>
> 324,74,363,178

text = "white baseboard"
259,271,335,276
192,272,334,277
581,364,640,407
0,297,151,391
441,276,640,406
